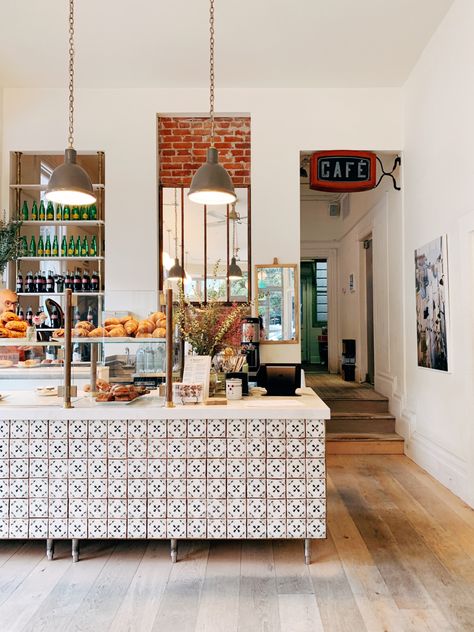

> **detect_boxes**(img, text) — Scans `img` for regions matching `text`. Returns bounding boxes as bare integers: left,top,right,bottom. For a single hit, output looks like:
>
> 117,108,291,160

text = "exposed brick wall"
158,116,251,187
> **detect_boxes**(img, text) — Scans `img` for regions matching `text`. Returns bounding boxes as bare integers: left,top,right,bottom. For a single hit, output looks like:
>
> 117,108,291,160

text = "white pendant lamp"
188,0,236,206
45,0,96,206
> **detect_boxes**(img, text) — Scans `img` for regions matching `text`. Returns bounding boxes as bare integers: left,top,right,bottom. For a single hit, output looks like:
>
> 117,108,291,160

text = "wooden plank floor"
1,455,474,631
305,374,388,401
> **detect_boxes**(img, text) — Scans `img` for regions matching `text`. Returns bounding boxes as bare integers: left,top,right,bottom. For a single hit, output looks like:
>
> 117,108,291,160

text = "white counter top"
0,388,330,420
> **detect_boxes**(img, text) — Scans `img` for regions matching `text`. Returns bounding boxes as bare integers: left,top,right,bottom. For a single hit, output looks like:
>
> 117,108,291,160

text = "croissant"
72,328,89,338
150,311,165,324
0,311,20,323
5,320,27,332
108,325,126,337
104,317,121,327
119,316,132,325
76,321,94,332
124,319,139,336
152,327,166,338
0,327,9,338
89,327,109,337
53,329,65,338
137,319,154,334
7,330,26,338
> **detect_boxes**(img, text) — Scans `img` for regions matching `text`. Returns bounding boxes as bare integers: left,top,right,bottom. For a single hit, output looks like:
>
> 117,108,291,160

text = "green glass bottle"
20,201,29,221
81,236,89,257
46,201,54,221
44,235,51,257
89,204,97,221
81,206,89,221
63,205,71,221
90,235,97,257
20,236,29,256
61,236,67,257
29,235,36,257
52,235,59,257
56,204,63,221
75,236,81,257
31,200,38,221
72,206,80,221
39,200,46,221
37,235,44,257
68,236,75,256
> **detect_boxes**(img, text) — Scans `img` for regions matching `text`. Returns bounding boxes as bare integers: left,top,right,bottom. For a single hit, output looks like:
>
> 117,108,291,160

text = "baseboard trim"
405,430,471,506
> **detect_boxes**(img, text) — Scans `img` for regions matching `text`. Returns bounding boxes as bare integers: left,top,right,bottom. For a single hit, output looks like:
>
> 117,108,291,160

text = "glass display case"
0,306,180,406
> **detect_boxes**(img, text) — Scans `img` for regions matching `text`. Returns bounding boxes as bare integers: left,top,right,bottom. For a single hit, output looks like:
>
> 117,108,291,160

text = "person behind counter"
0,288,19,313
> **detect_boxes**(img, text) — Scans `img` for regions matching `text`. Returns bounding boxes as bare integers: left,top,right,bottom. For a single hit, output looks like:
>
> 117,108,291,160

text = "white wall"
403,0,474,506
1,86,402,363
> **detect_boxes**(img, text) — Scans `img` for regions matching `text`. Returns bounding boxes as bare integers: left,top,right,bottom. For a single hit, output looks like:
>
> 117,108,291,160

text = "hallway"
0,454,472,631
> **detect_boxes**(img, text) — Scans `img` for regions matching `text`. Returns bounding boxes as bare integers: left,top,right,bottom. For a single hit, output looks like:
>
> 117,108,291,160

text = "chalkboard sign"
310,150,377,192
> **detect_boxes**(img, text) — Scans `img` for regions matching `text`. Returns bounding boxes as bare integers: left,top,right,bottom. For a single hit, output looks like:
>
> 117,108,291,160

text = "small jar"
226,378,242,400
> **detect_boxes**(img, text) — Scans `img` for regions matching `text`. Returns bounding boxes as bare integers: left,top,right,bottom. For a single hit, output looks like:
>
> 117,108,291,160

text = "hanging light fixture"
168,189,186,281
228,202,243,280
45,0,96,206
188,0,236,206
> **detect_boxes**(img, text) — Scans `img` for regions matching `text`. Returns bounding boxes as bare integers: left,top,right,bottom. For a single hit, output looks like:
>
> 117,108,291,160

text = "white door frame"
300,244,339,373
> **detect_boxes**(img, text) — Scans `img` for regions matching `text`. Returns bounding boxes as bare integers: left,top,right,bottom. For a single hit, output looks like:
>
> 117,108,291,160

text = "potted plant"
0,213,22,286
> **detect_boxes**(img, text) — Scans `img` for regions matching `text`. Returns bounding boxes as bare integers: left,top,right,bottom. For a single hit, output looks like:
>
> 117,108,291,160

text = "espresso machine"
241,316,262,377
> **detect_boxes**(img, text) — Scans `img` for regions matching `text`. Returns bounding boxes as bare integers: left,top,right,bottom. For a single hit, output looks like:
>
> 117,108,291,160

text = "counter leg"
304,538,312,565
46,538,54,561
72,538,80,563
170,538,177,563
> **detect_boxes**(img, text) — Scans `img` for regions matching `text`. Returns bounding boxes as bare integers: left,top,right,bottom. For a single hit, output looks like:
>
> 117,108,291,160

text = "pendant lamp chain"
174,188,179,259
68,0,75,149
209,0,215,145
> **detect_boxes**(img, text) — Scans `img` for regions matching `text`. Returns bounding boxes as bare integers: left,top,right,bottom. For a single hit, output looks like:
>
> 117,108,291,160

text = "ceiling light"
167,189,186,281
228,256,243,280
45,0,96,206
188,0,236,206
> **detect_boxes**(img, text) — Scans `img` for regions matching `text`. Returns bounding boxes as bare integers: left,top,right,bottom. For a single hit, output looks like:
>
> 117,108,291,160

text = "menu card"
182,355,212,400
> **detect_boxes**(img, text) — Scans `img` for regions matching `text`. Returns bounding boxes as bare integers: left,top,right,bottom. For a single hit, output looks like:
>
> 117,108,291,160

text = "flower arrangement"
175,271,249,357
0,213,22,277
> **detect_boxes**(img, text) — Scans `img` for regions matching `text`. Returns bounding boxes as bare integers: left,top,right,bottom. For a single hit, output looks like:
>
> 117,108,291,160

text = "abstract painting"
414,235,449,371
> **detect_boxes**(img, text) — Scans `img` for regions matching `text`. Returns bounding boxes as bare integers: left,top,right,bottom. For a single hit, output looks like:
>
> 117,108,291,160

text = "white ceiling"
0,0,454,89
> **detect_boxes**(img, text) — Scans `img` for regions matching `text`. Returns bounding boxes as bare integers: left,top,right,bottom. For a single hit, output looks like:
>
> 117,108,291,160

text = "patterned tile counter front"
0,393,329,562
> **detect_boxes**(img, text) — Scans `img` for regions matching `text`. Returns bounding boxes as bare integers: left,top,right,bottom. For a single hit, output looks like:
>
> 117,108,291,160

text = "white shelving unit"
9,150,106,330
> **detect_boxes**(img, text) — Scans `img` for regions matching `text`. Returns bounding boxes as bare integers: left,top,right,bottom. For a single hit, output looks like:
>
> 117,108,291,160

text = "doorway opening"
301,259,328,373
363,236,375,384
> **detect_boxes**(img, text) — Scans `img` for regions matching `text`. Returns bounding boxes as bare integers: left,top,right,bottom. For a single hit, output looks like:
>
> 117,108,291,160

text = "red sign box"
310,150,377,192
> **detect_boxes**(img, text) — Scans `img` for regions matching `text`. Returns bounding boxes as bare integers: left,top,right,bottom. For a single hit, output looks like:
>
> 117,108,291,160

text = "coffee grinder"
241,316,261,378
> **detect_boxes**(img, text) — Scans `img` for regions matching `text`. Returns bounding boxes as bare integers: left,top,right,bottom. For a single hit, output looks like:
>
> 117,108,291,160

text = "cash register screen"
260,364,301,396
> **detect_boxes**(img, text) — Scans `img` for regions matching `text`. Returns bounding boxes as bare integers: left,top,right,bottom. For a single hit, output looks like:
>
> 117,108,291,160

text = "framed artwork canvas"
414,235,449,371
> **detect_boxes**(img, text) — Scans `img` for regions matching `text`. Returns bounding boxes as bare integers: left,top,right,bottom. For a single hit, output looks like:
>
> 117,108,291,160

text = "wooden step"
326,432,404,455
328,412,396,433
323,397,389,413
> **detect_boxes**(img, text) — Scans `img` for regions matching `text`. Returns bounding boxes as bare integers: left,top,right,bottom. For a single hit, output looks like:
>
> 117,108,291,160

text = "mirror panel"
256,264,299,343
159,186,251,303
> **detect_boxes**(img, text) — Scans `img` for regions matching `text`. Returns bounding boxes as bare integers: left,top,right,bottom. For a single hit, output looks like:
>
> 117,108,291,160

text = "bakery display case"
0,302,178,403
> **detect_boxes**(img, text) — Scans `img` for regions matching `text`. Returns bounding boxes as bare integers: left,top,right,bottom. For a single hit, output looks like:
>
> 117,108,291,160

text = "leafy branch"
0,212,22,276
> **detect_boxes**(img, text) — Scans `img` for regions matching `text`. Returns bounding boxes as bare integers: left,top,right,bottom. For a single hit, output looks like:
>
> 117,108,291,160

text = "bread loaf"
76,321,94,332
